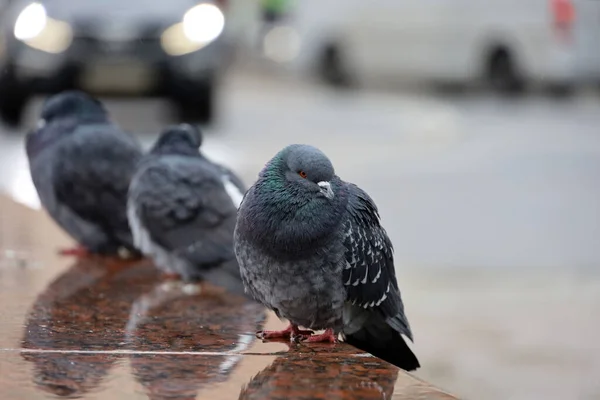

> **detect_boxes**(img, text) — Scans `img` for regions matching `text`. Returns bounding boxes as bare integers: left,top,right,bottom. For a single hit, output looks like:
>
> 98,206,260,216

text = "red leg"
302,328,338,343
256,324,314,340
58,245,90,258
161,272,182,281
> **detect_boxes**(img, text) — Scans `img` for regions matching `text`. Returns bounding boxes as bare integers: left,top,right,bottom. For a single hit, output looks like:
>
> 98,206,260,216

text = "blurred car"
279,0,600,95
0,0,257,127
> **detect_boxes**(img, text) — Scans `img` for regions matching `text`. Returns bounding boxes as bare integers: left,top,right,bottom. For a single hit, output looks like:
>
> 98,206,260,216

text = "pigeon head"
39,90,108,126
150,124,203,156
240,144,348,255
26,91,108,159
261,144,336,200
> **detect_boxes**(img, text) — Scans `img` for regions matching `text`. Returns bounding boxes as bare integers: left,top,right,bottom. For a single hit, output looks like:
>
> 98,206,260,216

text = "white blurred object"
161,3,226,56
262,25,301,63
13,2,72,54
14,2,46,40
285,0,600,92
0,135,40,210
183,3,225,44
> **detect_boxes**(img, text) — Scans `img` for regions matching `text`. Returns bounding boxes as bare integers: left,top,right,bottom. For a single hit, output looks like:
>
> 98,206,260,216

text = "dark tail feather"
345,322,420,371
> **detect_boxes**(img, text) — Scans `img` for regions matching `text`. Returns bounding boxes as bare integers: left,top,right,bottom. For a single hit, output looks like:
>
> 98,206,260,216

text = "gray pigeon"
25,90,143,258
234,144,420,371
127,124,246,293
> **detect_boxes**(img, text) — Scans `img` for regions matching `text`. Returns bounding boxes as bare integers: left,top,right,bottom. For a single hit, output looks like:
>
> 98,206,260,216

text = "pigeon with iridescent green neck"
234,144,420,371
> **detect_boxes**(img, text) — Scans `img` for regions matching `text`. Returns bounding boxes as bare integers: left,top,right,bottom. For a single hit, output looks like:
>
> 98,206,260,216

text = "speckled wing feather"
52,125,141,248
131,160,239,268
342,184,412,339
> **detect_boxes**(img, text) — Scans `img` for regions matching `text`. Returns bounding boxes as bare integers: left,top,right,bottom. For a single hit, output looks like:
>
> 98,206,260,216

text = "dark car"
0,0,236,127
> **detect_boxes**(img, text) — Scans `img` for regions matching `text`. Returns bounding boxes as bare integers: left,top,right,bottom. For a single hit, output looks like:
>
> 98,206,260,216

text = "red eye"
298,170,307,178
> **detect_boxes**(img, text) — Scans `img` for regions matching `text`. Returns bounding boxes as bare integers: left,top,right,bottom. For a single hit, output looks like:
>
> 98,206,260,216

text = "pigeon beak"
318,181,334,200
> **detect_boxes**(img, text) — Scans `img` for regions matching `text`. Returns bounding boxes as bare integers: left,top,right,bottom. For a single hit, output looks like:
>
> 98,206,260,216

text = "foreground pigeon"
25,90,143,258
234,144,420,371
127,124,246,292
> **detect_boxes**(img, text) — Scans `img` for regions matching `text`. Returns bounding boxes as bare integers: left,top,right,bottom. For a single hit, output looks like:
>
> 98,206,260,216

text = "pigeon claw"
58,245,90,258
301,328,338,344
256,324,314,341
161,272,183,281
290,332,313,343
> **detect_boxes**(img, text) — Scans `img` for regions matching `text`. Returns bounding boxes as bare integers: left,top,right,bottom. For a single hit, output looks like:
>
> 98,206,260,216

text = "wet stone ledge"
0,195,459,399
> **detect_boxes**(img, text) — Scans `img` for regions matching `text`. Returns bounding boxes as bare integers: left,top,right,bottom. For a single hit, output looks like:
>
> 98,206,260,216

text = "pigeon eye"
298,170,307,179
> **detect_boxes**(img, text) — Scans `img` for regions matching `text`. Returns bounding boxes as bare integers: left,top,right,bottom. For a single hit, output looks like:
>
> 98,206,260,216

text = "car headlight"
14,2,47,41
161,3,225,56
182,3,224,43
13,2,72,54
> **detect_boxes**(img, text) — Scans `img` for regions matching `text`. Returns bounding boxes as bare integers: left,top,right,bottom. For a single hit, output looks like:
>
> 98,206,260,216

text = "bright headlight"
161,3,225,56
14,2,47,40
182,3,224,44
13,2,72,53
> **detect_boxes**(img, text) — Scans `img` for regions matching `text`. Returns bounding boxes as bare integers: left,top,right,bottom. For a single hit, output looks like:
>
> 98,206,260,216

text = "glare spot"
182,3,225,43
14,2,47,41
263,26,301,63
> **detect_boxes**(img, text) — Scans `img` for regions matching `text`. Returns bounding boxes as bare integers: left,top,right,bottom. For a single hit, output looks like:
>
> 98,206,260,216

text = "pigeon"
234,144,420,371
25,90,143,258
127,124,246,293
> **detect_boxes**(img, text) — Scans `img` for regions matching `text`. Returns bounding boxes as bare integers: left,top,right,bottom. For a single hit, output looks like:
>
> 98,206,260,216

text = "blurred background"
1,0,600,399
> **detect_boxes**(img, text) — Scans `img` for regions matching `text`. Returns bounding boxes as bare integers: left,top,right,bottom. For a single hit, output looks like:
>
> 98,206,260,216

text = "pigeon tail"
345,318,420,371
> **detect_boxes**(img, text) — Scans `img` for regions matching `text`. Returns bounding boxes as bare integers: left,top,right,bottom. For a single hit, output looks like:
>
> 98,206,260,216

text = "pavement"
1,67,599,399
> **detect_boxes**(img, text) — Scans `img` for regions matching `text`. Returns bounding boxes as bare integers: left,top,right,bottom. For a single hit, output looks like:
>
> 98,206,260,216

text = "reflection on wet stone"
125,281,266,352
126,281,265,399
20,259,156,397
131,354,237,400
22,259,158,351
239,351,399,400
21,352,123,398
18,254,271,399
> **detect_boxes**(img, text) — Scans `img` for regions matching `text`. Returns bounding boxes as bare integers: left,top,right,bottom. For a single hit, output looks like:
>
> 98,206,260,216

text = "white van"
279,0,600,93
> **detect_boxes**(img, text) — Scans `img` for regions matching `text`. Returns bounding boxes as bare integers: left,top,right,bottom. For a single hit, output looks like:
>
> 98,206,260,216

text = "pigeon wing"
342,184,412,339
132,161,239,267
52,125,141,243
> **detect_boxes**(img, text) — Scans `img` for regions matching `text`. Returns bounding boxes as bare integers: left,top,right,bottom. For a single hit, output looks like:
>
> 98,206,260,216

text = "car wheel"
487,48,525,95
0,72,29,128
434,81,470,96
317,43,353,88
545,83,575,98
172,82,215,125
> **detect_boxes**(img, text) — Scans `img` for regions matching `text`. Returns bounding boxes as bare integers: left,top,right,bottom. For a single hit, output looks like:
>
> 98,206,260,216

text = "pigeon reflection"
238,347,400,400
125,280,266,399
21,258,158,398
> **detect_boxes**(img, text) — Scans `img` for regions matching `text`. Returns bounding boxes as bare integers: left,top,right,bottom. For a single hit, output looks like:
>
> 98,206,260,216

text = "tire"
172,81,215,125
487,48,525,95
317,44,352,88
434,82,469,96
0,70,29,128
545,83,575,98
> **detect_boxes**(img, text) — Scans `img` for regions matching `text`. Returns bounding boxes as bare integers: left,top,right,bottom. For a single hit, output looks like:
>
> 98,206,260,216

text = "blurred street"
1,67,600,399
2,66,600,269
